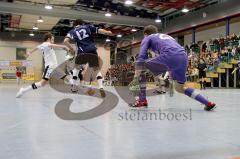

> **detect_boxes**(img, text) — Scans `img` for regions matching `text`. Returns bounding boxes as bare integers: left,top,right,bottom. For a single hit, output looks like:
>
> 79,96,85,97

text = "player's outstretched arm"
26,47,38,58
49,43,69,51
98,29,113,36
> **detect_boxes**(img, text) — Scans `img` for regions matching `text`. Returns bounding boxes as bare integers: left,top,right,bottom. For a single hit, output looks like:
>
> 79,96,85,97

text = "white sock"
35,82,42,88
96,72,103,89
72,68,80,79
72,68,80,85
22,82,42,93
21,85,32,93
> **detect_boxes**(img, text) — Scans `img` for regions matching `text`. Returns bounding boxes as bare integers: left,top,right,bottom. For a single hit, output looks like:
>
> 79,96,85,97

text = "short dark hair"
144,25,158,35
43,32,53,42
74,19,85,26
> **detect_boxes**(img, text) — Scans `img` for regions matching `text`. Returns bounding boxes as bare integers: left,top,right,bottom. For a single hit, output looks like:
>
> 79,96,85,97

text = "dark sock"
199,81,203,89
203,81,207,89
139,74,146,101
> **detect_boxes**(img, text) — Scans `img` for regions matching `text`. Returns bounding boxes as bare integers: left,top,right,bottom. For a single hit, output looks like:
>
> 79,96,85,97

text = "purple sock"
184,88,209,105
139,75,146,101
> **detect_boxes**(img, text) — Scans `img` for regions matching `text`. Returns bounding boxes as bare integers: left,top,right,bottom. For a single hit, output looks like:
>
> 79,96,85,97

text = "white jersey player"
16,32,69,98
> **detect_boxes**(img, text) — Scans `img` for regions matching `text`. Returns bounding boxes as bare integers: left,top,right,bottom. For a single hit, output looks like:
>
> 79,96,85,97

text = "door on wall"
116,48,128,64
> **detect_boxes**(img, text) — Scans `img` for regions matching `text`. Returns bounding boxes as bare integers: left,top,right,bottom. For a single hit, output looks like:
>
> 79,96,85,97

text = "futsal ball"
87,88,96,96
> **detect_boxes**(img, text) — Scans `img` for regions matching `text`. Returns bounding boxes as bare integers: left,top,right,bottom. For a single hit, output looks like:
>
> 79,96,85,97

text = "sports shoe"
99,88,106,98
129,99,148,108
70,78,79,86
153,90,166,94
71,84,78,93
16,88,24,98
204,102,216,111
153,90,161,94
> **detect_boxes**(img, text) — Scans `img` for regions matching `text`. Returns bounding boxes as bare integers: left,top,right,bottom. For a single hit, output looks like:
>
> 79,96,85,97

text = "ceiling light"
29,32,34,37
45,4,53,9
45,1,53,10
203,12,207,18
125,0,133,5
37,16,44,23
106,37,111,42
105,12,112,17
131,28,137,32
155,16,161,23
182,8,189,13
33,25,38,30
117,34,122,38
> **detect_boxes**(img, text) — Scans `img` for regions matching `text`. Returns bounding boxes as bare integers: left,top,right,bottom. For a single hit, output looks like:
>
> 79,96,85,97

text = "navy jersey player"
64,19,112,97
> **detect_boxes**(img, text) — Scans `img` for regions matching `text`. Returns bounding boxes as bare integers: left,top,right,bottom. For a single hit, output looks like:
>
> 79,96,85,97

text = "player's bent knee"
41,80,48,86
175,87,184,94
75,65,82,70
93,66,99,71
174,83,185,94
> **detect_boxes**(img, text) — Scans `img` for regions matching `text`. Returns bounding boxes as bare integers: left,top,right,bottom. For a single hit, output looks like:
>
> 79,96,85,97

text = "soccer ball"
87,88,96,96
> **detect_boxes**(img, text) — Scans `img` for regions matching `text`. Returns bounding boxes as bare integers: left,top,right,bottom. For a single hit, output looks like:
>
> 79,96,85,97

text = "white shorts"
42,65,55,80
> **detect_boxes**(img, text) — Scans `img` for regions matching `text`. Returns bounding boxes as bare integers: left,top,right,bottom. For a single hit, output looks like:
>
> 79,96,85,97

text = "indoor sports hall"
0,0,240,159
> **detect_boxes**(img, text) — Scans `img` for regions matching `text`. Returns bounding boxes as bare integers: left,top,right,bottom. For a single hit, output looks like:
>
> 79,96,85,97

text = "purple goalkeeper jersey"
137,33,188,83
137,33,186,61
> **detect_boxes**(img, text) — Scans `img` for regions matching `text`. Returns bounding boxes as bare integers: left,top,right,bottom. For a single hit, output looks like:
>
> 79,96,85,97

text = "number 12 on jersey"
76,29,89,40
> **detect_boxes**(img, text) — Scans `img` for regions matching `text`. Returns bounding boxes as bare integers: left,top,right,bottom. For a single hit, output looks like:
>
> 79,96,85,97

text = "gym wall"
0,40,43,80
184,21,240,45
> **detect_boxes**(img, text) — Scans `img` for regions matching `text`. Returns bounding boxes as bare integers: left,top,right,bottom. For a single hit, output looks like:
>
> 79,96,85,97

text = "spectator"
185,45,191,54
16,68,22,85
198,58,207,90
219,35,225,50
202,42,207,52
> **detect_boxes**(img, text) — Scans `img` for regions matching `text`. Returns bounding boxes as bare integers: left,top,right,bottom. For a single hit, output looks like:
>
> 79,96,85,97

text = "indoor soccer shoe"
16,88,24,98
153,90,166,94
99,88,106,98
71,84,78,93
69,77,79,86
204,102,216,111
129,99,148,108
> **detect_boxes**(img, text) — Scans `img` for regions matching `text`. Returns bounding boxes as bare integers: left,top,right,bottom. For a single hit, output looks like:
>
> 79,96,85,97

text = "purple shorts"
145,52,188,83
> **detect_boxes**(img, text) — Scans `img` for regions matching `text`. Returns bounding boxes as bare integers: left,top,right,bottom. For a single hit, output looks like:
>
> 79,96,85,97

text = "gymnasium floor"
0,83,240,159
